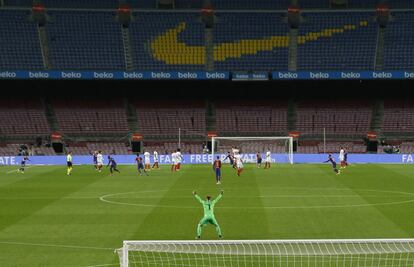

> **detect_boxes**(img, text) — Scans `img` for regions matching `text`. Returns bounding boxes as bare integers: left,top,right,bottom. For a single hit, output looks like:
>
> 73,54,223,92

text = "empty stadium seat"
53,98,129,134
381,100,414,133
298,12,377,70
0,98,50,136
130,12,205,70
215,100,288,135
46,11,126,70
135,100,206,138
0,10,44,69
383,12,414,70
213,13,289,71
296,100,373,137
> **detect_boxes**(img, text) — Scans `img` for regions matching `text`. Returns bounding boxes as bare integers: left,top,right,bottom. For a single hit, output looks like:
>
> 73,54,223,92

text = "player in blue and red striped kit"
107,155,120,176
213,156,222,185
135,154,148,176
323,154,341,175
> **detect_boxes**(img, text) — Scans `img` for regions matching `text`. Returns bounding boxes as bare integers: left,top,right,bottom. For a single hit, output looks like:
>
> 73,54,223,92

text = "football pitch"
0,163,414,267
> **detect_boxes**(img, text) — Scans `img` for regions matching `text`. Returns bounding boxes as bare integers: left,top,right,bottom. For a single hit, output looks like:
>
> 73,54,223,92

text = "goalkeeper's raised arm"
213,190,223,204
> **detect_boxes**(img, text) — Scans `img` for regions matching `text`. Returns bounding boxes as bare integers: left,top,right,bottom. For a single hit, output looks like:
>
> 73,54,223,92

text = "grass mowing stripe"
128,165,199,240
6,165,40,174
319,164,411,238
337,164,414,237
0,166,105,232
0,166,57,188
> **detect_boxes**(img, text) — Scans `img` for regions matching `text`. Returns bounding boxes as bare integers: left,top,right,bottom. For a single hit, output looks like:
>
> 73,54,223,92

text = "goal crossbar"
119,239,414,266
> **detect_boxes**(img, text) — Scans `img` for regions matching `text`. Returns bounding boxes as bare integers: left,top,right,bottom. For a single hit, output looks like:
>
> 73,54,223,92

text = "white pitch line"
99,189,414,210
0,241,115,251
0,194,406,200
6,165,38,174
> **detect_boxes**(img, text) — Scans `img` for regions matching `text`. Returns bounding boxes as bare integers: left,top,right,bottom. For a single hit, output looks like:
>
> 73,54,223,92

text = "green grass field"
0,163,414,267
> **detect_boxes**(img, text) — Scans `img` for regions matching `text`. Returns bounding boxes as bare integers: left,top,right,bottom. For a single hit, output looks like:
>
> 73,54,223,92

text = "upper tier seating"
46,11,125,70
0,10,44,69
383,12,414,70
298,12,377,70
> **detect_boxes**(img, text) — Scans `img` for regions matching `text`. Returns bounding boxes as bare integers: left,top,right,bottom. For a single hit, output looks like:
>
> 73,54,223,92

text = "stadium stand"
296,145,319,153
348,0,414,8
0,143,56,156
52,98,129,135
381,99,414,134
4,0,414,9
134,0,158,8
130,12,205,71
298,141,366,153
2,8,414,72
0,10,44,70
214,141,287,154
3,0,33,6
383,11,414,70
296,100,373,137
65,142,131,155
317,141,366,153
211,0,289,9
297,12,377,70
46,11,125,70
0,98,50,136
213,13,289,71
400,142,414,153
135,100,206,138
42,0,118,8
215,100,288,135
297,141,320,153
143,141,203,154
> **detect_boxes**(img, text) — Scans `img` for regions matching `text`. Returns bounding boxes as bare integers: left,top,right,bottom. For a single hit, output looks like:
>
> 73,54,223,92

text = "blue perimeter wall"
1,154,414,165
1,71,414,80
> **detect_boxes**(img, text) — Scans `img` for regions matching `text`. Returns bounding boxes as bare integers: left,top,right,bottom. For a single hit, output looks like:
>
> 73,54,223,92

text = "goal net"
211,136,294,164
117,239,414,267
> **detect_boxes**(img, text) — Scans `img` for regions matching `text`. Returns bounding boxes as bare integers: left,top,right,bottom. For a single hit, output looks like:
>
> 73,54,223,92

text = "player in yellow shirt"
67,152,73,176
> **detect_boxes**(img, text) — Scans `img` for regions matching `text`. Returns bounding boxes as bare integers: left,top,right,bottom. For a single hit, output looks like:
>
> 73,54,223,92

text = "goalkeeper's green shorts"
199,217,219,226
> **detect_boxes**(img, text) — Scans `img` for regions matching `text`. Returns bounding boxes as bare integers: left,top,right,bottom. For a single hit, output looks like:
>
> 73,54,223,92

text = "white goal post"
118,239,414,267
211,136,294,164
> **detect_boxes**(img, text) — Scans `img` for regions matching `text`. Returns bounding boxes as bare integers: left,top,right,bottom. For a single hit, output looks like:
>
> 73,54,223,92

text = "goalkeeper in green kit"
193,190,223,239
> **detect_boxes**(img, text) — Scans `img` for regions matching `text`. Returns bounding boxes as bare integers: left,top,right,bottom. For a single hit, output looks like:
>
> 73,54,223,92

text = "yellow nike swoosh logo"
151,21,368,65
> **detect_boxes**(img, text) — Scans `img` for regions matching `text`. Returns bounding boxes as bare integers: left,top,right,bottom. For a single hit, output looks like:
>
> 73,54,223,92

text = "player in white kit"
97,151,104,172
144,150,151,171
152,150,159,169
171,151,177,172
234,154,244,176
264,150,271,169
339,147,345,168
175,149,183,171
